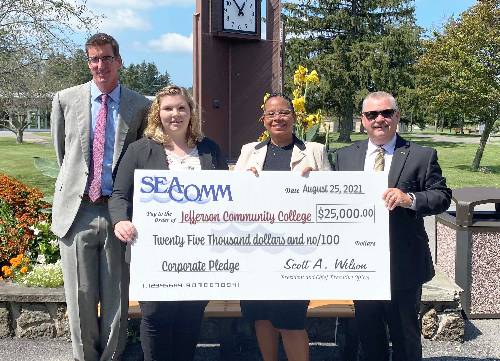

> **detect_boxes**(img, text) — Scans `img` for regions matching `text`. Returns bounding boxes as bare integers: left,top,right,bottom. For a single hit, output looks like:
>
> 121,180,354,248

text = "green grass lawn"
0,132,499,195
328,132,500,189
0,138,57,197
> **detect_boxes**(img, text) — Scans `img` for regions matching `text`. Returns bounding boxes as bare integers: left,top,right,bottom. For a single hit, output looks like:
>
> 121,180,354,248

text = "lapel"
78,82,92,168
353,140,368,171
290,136,307,169
113,86,132,170
388,134,410,188
197,139,215,170
251,140,269,171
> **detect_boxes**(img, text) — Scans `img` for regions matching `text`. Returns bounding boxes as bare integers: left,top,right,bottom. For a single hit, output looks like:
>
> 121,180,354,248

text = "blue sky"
86,0,477,87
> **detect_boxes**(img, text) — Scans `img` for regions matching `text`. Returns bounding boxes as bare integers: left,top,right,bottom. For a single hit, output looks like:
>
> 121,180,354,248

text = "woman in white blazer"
235,93,331,361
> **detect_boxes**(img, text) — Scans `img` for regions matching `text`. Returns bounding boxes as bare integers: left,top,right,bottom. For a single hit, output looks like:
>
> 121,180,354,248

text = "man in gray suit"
51,33,150,361
333,92,451,361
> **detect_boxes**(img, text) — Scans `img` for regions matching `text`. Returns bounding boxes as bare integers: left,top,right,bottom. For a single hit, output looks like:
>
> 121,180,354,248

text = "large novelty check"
129,170,390,301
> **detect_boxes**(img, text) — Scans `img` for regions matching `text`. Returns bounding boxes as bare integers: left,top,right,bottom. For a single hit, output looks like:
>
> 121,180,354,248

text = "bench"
128,300,356,360
128,300,354,318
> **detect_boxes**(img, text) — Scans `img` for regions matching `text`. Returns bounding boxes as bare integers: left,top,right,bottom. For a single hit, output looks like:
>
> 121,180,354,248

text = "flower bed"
0,174,63,287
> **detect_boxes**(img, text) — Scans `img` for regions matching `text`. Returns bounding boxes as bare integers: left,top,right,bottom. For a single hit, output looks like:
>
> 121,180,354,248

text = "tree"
0,1,94,143
0,52,51,143
416,0,499,170
0,0,95,81
44,50,92,90
121,62,171,96
283,0,421,142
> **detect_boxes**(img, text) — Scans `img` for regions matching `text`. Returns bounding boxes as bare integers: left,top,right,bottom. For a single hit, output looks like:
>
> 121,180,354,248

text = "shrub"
0,173,54,276
21,260,63,288
30,220,60,264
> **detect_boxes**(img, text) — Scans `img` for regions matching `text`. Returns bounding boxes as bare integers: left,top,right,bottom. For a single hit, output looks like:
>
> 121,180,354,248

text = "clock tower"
223,0,258,34
193,0,282,159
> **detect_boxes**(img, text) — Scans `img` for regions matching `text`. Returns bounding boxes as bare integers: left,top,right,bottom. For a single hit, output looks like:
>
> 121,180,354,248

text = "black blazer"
109,137,228,226
333,134,451,290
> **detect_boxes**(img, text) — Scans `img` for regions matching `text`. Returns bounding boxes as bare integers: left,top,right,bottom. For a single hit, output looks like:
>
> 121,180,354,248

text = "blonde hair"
144,85,203,147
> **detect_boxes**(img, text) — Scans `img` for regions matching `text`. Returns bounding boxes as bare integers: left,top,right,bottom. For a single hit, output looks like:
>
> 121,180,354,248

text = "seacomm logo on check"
139,175,234,204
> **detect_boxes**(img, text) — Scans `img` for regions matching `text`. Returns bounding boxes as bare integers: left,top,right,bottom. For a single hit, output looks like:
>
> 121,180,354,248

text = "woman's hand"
247,167,259,177
301,166,314,177
114,221,137,243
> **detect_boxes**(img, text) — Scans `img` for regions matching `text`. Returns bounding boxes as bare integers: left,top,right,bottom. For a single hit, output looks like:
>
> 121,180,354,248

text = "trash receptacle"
436,187,500,318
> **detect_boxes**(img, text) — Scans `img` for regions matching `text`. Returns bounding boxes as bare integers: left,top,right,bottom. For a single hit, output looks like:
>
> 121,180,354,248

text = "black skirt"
240,300,310,330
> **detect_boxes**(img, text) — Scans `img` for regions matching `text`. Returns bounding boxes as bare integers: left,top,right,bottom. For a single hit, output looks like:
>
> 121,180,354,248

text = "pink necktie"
88,94,108,202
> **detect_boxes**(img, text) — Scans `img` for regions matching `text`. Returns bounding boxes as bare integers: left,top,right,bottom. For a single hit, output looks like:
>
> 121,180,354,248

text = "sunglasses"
362,109,396,120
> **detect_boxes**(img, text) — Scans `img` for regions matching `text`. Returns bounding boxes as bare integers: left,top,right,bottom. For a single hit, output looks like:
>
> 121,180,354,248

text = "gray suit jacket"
50,81,151,238
333,135,451,289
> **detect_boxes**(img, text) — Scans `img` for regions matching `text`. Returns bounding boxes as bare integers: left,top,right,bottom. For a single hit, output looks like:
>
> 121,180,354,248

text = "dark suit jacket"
109,137,228,226
333,134,451,290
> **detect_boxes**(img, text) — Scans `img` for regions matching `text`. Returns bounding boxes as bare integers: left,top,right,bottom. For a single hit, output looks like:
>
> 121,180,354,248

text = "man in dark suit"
333,91,451,361
51,33,150,361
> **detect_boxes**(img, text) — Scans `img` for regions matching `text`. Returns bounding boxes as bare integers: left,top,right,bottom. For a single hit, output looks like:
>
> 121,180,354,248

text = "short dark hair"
264,92,295,114
85,33,120,58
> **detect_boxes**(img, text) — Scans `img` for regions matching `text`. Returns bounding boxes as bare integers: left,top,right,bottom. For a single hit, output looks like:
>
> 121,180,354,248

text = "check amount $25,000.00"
316,204,376,223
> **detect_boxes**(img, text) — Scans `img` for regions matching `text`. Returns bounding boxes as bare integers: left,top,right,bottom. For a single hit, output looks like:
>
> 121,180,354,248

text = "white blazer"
234,136,331,171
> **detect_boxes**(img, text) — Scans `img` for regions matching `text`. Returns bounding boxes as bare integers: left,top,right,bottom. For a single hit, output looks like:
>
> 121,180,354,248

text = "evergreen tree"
121,62,171,96
283,0,420,142
44,50,92,91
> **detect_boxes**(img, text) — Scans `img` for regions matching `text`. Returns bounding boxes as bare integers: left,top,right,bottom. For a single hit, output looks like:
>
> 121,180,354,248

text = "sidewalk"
0,318,499,361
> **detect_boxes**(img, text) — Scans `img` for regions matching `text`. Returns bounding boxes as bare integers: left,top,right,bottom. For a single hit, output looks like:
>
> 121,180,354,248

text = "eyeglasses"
88,56,116,64
263,109,293,119
362,109,396,120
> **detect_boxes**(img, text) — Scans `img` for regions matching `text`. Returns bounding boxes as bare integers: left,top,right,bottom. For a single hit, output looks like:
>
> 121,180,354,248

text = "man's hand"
114,221,137,243
382,188,413,211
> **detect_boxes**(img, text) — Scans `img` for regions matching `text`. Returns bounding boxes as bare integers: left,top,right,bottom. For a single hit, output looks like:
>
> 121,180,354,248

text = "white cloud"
87,0,194,32
147,33,193,53
97,9,151,31
88,0,194,10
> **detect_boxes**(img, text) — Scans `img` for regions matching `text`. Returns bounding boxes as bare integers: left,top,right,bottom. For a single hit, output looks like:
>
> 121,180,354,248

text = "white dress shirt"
364,135,416,209
363,135,397,172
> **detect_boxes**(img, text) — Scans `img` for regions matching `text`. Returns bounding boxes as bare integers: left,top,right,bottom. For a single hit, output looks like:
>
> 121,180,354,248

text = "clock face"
223,0,257,34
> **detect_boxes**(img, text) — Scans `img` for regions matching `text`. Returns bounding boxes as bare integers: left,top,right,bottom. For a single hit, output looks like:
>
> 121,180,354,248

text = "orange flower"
20,267,28,274
10,257,21,268
2,266,12,277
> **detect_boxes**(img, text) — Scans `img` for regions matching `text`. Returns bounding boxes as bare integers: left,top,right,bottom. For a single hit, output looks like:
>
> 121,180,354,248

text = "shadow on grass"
331,137,465,149
409,140,463,148
454,164,500,174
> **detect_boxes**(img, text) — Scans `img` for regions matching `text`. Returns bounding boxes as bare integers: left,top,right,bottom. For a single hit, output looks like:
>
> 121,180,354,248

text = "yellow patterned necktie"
374,146,385,171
